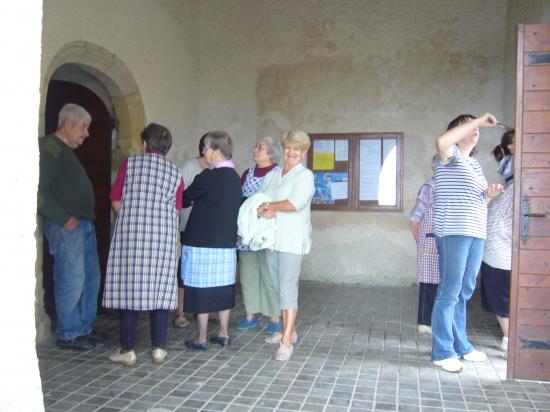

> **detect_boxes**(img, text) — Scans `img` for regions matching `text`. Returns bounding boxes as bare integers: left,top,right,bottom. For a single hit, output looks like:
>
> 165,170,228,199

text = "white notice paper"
335,140,348,161
313,140,334,153
330,181,348,200
359,139,381,201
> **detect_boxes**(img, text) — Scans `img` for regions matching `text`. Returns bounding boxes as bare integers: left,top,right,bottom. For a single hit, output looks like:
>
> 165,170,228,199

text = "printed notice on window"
359,139,381,201
335,139,348,161
312,140,335,170
312,172,348,204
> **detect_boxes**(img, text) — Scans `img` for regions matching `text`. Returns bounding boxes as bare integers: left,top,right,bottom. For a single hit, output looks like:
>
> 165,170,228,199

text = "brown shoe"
173,315,189,328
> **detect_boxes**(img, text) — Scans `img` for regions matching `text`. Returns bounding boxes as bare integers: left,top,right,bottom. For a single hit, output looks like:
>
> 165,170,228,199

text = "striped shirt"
433,145,488,239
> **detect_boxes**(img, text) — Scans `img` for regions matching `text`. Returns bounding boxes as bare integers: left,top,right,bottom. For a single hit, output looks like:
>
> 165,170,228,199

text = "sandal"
173,315,190,328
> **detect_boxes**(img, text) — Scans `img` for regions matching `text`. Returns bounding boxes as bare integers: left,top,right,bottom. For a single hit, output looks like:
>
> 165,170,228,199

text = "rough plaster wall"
1,2,44,409
42,0,199,164
38,0,199,341
503,0,550,124
197,0,508,285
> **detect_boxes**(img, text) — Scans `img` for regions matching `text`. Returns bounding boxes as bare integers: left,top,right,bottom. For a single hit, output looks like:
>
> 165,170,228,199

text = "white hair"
57,103,91,129
258,136,282,165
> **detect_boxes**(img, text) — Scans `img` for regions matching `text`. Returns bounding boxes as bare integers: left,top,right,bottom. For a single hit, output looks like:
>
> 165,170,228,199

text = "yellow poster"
313,152,335,170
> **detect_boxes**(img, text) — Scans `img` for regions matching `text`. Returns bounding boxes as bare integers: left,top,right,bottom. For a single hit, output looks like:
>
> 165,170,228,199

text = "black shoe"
209,336,230,347
57,336,96,351
82,331,105,345
185,340,209,350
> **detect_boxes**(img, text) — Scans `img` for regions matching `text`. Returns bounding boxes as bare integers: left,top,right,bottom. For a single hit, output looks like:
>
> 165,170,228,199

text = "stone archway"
36,41,146,341
40,41,146,165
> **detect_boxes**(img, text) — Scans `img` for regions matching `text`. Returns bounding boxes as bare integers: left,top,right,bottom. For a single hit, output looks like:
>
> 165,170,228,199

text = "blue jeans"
43,219,100,341
432,235,485,361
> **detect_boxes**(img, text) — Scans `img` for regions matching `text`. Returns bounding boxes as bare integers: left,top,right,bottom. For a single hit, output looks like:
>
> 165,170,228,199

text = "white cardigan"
260,164,314,255
237,193,276,251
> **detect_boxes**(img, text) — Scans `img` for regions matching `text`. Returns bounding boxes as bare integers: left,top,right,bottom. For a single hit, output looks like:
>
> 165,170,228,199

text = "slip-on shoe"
82,331,105,345
185,340,209,350
210,336,230,347
57,336,96,351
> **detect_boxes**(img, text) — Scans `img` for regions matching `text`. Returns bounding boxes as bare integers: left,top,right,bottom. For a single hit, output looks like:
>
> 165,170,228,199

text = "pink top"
110,151,184,210
210,159,236,169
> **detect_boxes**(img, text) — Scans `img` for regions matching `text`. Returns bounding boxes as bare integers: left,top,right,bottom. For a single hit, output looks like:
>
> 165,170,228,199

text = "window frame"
307,132,404,212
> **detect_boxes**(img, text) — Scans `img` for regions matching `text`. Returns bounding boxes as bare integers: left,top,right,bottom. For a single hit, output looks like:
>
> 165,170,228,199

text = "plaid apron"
103,154,181,310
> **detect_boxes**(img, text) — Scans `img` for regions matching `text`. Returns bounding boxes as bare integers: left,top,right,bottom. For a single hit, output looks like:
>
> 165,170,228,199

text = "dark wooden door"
508,24,550,381
43,80,112,318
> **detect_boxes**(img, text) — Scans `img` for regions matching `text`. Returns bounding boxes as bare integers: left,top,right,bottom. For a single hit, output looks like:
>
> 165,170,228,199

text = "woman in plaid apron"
103,123,183,366
410,177,439,334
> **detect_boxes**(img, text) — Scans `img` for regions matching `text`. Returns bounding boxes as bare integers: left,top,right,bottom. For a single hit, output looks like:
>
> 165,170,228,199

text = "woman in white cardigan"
257,130,315,361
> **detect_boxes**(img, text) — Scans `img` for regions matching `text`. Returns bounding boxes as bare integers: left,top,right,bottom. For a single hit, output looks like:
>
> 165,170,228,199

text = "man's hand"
63,216,80,231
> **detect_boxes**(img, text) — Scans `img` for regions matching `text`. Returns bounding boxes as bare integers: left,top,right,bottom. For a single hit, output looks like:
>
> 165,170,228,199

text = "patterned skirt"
181,245,236,288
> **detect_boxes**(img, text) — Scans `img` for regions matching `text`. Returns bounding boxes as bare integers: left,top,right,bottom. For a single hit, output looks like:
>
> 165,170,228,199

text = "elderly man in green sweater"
39,103,101,351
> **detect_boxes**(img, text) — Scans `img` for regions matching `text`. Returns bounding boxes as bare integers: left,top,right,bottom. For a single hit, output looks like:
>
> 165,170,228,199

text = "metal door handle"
522,196,547,243
524,213,547,218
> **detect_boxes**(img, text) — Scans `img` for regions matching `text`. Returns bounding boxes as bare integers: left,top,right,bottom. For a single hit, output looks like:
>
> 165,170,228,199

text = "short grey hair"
204,130,233,160
258,136,282,165
57,103,91,129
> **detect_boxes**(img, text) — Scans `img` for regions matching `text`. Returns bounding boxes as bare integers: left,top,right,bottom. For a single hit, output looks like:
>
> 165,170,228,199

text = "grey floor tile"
37,284,545,412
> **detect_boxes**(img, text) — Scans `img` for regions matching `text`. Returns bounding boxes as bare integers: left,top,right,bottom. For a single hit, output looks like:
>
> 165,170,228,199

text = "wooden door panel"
518,308,550,325
521,169,550,196
522,153,550,168
525,66,550,90
523,134,550,152
511,23,550,382
516,350,550,381
525,24,550,51
525,91,550,111
519,251,550,274
520,237,550,250
517,287,550,309
519,274,550,287
523,111,550,133
518,324,550,340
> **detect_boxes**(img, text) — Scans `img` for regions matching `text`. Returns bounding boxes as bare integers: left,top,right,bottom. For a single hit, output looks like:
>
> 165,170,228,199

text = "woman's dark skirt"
184,284,235,313
418,282,438,326
480,261,510,317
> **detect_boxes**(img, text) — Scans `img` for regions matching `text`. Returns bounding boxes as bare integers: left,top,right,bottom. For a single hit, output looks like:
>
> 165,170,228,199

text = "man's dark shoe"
209,336,230,347
82,331,105,345
57,336,96,351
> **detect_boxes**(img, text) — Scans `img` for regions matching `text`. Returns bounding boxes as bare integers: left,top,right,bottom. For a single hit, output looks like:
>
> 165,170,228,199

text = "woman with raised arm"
431,113,503,373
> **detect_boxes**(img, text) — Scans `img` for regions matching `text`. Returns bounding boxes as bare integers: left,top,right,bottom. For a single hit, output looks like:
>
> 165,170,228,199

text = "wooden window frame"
307,132,404,212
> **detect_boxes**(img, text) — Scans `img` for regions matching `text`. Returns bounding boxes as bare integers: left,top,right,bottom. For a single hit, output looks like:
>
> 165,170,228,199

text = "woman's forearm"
436,113,497,161
269,200,297,212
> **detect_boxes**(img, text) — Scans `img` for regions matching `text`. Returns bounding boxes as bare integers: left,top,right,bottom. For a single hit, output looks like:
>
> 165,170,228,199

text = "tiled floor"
38,282,550,411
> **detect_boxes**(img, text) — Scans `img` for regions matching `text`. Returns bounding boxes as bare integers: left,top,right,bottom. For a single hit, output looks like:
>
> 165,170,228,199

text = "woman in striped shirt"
431,113,504,373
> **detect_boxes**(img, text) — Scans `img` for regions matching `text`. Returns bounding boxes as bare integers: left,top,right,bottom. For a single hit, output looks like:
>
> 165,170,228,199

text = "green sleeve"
38,139,70,225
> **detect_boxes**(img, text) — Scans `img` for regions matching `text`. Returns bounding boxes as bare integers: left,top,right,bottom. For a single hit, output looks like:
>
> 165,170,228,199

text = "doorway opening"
37,42,146,339
43,73,113,322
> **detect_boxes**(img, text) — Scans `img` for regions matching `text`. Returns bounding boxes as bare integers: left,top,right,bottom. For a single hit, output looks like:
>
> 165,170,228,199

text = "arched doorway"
37,42,146,339
42,80,112,319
